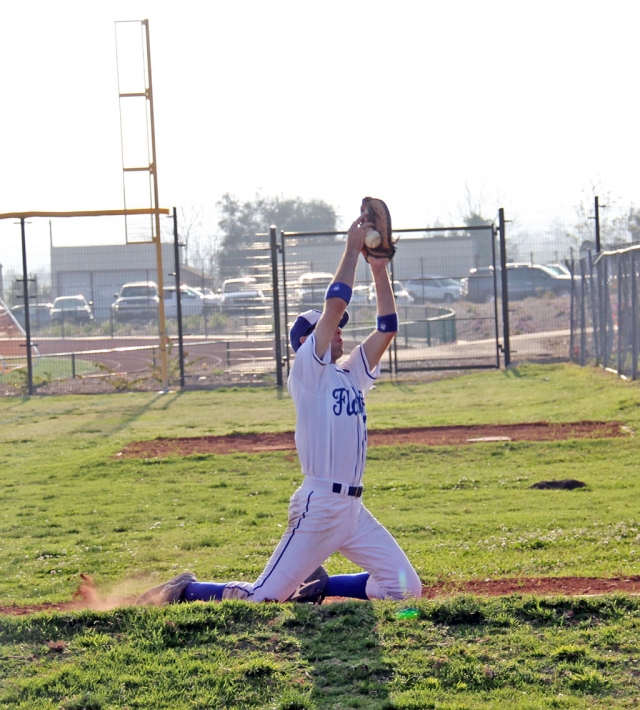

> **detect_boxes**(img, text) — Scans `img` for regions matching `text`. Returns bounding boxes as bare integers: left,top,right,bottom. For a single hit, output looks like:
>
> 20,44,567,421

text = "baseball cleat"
136,571,197,606
288,566,329,605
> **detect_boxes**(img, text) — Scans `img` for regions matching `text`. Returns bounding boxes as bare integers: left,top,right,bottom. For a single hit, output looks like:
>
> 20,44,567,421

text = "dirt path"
117,421,628,459
2,575,640,616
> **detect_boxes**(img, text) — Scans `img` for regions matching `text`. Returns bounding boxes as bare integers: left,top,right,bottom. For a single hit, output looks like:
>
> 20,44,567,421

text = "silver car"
404,276,464,303
368,280,414,304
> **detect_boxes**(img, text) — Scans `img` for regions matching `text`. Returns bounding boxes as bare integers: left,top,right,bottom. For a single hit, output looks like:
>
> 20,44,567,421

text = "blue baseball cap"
289,309,349,352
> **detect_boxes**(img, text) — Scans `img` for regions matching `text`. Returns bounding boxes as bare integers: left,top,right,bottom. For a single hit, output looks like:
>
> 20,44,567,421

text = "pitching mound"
117,421,628,458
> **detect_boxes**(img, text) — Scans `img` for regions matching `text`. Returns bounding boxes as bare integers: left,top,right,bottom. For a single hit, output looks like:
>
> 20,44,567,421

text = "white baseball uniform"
221,332,421,603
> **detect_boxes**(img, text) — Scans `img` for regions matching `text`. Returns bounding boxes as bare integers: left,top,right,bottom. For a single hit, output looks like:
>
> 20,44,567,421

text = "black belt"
332,482,363,497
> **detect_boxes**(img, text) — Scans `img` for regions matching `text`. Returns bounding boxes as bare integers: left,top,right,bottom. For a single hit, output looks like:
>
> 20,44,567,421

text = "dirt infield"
117,421,628,459
2,575,640,616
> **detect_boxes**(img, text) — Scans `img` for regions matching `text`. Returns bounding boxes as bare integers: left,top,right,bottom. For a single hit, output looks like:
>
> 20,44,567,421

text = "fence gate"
273,223,503,379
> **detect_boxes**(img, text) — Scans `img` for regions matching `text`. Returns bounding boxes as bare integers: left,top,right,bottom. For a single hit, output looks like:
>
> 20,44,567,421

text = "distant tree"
457,183,495,227
165,205,203,266
455,184,496,267
216,193,338,281
159,205,219,285
627,206,640,243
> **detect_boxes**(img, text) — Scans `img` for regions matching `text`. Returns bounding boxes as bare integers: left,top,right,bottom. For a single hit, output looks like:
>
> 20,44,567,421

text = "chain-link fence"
571,244,640,379
2,202,635,394
278,224,502,376
0,212,276,395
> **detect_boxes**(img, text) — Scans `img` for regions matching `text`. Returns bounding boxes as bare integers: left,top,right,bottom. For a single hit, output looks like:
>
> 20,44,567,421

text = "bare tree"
456,183,497,227
570,184,632,252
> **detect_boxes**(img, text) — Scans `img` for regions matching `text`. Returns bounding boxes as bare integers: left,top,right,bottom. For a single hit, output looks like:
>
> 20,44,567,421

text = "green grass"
0,356,102,387
2,596,640,709
2,362,640,707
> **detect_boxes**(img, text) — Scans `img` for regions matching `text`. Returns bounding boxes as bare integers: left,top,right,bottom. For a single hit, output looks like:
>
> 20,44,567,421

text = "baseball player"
138,211,422,606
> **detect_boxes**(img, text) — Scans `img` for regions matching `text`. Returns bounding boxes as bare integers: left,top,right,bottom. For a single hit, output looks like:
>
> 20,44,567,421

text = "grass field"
2,362,640,708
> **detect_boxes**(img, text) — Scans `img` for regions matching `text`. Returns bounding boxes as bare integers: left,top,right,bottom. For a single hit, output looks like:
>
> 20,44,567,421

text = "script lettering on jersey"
332,388,365,417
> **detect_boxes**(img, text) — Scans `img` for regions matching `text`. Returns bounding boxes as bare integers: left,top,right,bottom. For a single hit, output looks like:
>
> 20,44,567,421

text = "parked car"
464,264,572,302
404,276,465,303
111,281,160,321
219,277,269,313
544,263,572,277
294,272,334,307
10,303,53,328
162,285,211,318
368,280,414,304
192,287,222,311
50,295,93,322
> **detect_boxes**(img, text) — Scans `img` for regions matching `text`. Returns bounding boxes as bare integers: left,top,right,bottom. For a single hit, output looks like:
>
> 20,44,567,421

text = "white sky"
1,0,639,268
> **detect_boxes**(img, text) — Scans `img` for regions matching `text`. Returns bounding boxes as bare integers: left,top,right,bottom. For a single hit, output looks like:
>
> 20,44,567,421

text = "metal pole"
269,226,283,387
601,258,609,367
579,258,587,366
568,257,575,360
594,196,601,253
617,254,622,376
280,230,291,375
390,259,398,375
173,207,185,387
143,19,168,390
498,209,511,367
587,252,600,364
20,217,33,395
632,250,638,379
488,225,499,366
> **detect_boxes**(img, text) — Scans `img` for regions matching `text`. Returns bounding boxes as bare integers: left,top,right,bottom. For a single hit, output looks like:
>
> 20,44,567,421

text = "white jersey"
287,332,380,486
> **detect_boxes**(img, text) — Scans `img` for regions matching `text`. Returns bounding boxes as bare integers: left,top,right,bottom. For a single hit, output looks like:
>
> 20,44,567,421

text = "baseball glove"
361,196,396,262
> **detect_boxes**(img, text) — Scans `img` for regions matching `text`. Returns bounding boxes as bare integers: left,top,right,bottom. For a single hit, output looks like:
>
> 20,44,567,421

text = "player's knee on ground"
365,567,422,600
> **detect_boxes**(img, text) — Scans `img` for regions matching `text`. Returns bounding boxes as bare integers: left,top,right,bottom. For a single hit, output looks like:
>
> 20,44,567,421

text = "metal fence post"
19,217,34,396
568,257,575,360
390,259,398,375
172,207,185,388
587,252,600,365
269,226,283,387
580,258,587,366
617,253,622,376
594,196,601,254
498,209,511,367
601,258,609,368
632,250,638,380
280,230,291,376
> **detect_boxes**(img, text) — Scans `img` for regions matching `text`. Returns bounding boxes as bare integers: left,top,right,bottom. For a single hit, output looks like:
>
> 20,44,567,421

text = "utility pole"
594,195,601,253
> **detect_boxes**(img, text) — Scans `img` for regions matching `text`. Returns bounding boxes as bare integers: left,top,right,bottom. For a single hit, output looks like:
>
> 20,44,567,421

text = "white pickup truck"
218,277,269,313
162,285,212,318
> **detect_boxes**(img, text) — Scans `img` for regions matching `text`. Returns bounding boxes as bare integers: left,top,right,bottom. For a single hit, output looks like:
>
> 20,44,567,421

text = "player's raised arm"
313,215,369,358
362,257,397,369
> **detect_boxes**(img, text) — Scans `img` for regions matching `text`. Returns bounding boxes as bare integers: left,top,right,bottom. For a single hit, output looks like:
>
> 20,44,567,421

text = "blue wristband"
325,281,352,304
377,313,398,333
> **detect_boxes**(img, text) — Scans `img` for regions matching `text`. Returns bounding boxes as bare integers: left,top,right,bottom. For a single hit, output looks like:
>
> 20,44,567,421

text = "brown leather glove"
361,197,396,262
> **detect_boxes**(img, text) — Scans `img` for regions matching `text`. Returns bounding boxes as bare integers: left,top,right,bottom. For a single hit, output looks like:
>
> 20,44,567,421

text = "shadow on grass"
0,601,393,710
71,391,176,438
503,366,523,378
284,601,393,709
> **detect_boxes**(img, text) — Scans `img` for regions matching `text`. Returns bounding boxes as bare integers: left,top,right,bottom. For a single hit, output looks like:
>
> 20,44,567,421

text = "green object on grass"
396,608,419,620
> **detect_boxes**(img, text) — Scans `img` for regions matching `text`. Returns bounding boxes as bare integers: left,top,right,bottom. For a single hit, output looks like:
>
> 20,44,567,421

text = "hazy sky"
1,0,638,262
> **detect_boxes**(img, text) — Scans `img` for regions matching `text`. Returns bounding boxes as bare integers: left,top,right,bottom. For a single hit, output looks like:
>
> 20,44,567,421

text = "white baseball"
365,229,381,249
